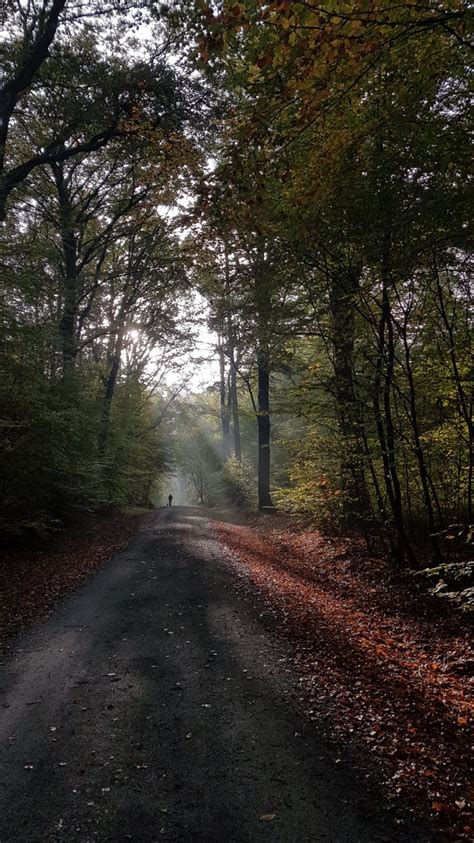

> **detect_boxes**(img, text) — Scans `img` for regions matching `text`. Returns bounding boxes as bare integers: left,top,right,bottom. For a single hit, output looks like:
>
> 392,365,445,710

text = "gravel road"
0,507,429,842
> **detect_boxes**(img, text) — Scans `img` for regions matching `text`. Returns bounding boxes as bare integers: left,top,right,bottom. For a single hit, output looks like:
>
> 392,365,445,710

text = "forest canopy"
0,1,472,575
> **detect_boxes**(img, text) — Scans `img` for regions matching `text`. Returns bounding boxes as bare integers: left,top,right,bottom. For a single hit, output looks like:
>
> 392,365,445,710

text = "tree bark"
51,160,78,375
224,245,242,461
375,246,416,566
99,322,125,454
399,318,442,563
229,347,241,461
257,355,273,509
0,0,67,187
218,339,231,460
254,251,274,510
433,257,473,521
329,269,373,525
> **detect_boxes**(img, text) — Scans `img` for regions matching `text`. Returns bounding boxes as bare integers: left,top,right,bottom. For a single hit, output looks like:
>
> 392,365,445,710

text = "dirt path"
0,508,429,842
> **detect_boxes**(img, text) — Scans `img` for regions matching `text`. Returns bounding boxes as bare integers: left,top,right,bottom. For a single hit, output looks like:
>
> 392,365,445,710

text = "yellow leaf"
248,64,261,82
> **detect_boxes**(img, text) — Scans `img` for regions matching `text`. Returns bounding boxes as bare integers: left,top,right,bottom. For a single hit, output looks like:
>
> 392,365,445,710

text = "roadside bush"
221,457,256,508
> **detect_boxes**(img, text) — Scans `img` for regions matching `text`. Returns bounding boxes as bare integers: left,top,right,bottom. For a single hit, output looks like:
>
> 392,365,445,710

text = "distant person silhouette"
168,494,173,507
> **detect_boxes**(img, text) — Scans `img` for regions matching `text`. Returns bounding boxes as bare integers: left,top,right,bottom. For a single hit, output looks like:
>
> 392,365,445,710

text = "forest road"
0,507,429,843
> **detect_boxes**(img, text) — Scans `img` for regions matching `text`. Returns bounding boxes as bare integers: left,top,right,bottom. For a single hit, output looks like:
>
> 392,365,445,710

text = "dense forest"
1,1,471,575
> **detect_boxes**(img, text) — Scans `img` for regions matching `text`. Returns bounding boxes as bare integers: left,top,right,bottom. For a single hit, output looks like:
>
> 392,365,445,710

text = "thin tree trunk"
52,161,78,375
360,424,388,525
399,319,442,562
255,253,273,510
257,354,273,509
218,338,231,460
99,322,125,453
228,335,241,461
224,245,242,461
329,269,373,525
377,246,416,566
433,256,473,520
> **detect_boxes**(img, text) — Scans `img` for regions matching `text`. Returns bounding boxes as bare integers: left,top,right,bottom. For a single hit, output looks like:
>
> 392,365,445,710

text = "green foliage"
1,0,472,578
221,456,255,508
0,10,194,534
0,335,166,534
185,0,472,563
414,560,474,614
97,378,168,511
273,428,344,528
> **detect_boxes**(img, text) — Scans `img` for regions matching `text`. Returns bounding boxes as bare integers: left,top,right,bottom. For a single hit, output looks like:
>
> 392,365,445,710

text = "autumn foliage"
213,515,473,839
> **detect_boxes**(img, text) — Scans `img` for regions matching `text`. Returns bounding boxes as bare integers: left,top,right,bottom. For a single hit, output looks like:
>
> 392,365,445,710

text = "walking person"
168,494,173,507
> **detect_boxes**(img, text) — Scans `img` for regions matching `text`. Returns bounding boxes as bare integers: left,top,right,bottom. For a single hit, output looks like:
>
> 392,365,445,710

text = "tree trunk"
218,339,231,460
224,245,242,461
257,355,273,509
230,350,241,461
52,161,78,375
0,0,67,217
254,251,273,510
433,257,473,521
375,248,416,566
329,269,373,525
98,323,125,454
399,319,442,563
